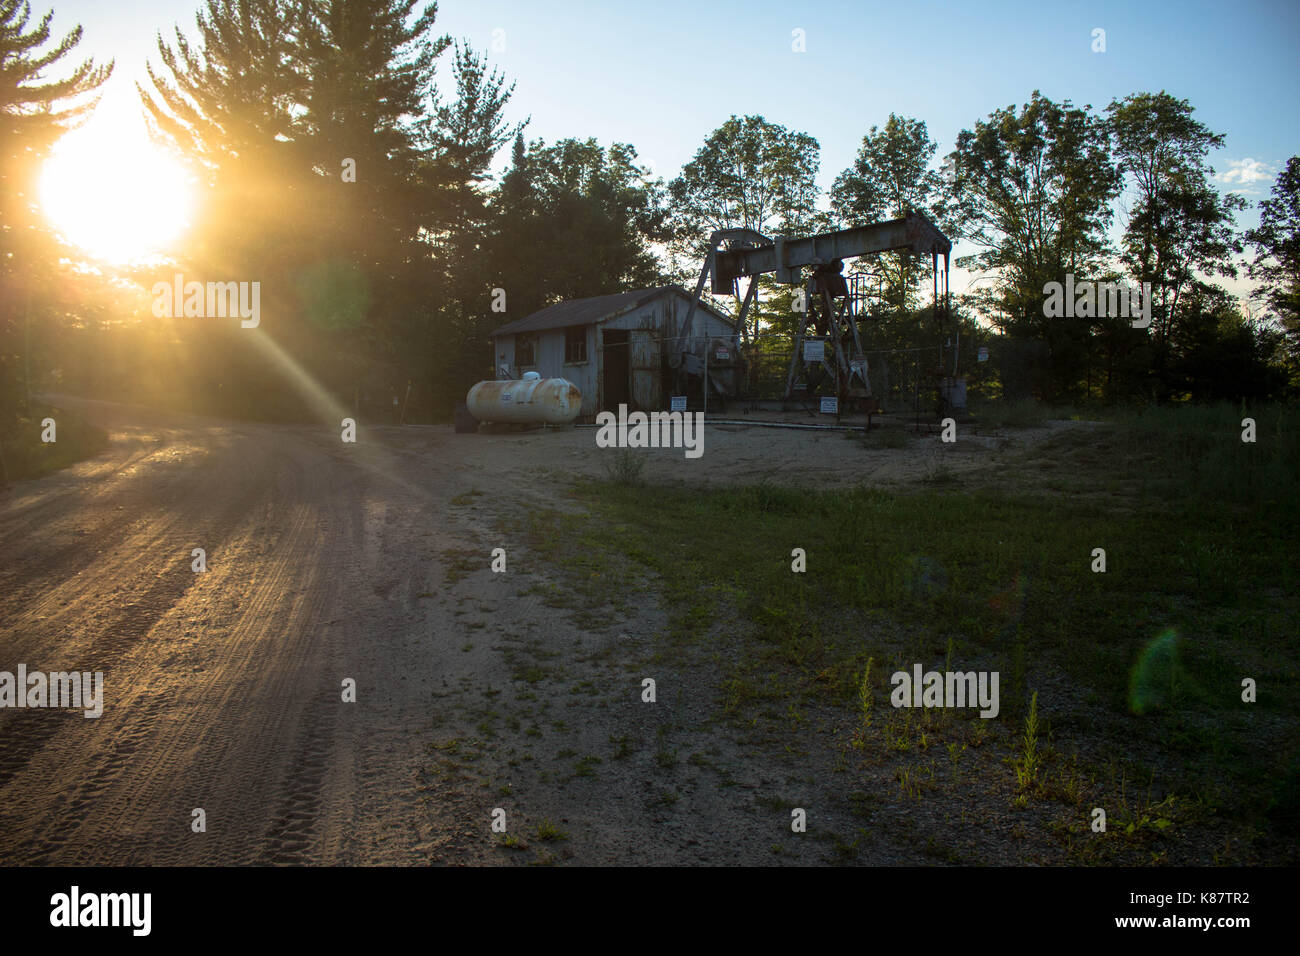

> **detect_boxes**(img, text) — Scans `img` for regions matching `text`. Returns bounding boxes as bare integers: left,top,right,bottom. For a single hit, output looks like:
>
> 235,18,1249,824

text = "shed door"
602,328,630,410
629,329,658,410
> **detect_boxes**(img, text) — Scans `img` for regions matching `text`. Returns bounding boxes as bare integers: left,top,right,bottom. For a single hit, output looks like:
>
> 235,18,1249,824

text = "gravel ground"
0,398,1144,865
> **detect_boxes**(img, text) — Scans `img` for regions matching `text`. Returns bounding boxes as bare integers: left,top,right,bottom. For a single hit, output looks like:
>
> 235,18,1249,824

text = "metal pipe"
575,418,864,432
703,338,709,417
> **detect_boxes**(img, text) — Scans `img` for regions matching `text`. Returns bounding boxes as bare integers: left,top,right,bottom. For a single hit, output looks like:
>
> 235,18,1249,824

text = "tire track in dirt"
4,401,838,866
99,456,336,866
0,423,287,800
257,693,336,865
0,438,206,622
0,406,361,864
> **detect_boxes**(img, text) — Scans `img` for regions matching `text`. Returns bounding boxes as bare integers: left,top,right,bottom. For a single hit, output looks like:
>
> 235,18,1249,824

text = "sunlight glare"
39,87,195,264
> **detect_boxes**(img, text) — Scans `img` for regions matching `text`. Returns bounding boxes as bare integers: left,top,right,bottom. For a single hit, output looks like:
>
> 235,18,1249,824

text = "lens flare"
1128,628,1181,715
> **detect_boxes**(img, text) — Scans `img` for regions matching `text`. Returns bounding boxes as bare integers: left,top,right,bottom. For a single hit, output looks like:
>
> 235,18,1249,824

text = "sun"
40,90,195,265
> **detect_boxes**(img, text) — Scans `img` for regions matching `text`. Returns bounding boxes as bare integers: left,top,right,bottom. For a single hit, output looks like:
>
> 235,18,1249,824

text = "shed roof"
491,285,733,338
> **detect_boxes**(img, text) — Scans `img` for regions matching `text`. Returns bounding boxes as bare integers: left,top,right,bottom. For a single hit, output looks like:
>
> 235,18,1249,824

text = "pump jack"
673,212,953,413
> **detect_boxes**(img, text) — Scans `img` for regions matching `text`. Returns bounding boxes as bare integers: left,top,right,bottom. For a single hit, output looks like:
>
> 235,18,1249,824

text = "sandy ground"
0,398,1071,865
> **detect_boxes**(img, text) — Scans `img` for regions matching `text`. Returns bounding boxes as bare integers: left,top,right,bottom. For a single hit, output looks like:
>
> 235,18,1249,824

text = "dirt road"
1,399,463,863
1,398,1041,865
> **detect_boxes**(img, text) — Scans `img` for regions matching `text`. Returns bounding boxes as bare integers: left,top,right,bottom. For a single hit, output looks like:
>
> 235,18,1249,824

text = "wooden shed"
490,285,739,420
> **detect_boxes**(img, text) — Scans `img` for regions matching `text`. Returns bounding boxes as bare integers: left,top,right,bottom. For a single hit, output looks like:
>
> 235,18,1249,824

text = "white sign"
804,340,825,362
715,348,729,361
977,346,989,363
670,395,687,412
820,397,838,414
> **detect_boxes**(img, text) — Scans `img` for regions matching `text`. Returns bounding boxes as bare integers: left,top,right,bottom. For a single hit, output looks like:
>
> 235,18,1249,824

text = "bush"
603,448,647,485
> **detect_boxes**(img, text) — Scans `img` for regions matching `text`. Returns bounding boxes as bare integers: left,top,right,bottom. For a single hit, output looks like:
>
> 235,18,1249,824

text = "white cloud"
1218,157,1272,187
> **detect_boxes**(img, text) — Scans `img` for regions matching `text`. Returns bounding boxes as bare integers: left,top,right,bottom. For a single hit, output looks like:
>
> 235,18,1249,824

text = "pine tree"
1,0,112,271
138,0,522,413
0,1,111,421
137,0,310,278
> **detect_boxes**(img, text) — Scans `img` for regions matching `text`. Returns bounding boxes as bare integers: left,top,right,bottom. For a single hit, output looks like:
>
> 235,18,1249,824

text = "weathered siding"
662,294,737,346
711,313,738,342
491,289,736,420
601,300,660,332
493,336,514,376
603,300,662,412
628,329,657,408
556,326,598,416
536,328,564,373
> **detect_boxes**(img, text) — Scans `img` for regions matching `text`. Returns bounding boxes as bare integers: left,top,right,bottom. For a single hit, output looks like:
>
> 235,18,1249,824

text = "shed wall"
490,290,736,420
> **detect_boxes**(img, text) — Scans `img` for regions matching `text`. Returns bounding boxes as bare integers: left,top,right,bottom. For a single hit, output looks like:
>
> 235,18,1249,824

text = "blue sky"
40,0,1300,295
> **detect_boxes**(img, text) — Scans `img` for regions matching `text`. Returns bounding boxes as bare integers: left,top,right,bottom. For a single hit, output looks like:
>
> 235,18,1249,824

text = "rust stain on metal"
466,377,583,425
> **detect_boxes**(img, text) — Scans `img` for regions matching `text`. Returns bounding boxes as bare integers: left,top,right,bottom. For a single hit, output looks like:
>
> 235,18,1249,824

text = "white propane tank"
466,377,582,425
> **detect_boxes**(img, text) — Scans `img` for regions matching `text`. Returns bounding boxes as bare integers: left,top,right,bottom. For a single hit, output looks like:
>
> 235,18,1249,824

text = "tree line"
3,0,1297,431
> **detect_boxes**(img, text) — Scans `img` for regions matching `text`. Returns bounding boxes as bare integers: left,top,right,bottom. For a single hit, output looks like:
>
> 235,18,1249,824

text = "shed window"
516,334,536,367
565,326,587,363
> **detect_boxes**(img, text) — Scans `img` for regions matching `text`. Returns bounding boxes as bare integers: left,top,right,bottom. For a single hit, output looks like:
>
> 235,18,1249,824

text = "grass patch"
0,403,109,484
856,425,914,449
534,818,569,842
441,547,481,585
508,402,1298,860
603,447,647,485
970,398,1062,429
1013,691,1042,805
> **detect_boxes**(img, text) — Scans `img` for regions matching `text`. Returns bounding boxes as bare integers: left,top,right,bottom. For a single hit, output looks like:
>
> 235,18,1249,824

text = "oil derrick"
679,212,953,417
783,260,875,411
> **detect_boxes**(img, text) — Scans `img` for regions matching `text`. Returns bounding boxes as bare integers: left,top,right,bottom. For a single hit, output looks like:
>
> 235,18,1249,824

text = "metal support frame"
675,227,768,360
711,213,950,293
679,212,953,416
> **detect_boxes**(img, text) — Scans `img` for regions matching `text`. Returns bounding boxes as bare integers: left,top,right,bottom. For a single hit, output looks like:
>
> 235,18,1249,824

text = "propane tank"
466,377,582,425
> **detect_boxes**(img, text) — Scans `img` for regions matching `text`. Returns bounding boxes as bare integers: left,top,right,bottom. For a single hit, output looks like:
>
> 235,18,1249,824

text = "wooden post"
703,337,709,417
